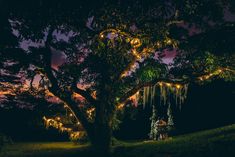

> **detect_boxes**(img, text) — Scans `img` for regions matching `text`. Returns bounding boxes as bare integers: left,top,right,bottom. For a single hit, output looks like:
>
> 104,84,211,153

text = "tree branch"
71,83,97,106
118,67,231,105
166,20,184,26
118,77,188,105
41,28,93,133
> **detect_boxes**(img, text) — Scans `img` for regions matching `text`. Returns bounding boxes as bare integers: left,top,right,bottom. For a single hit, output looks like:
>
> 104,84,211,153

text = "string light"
176,84,181,89
86,108,95,119
166,83,171,87
131,49,141,59
197,68,225,81
130,38,141,48
43,116,85,141
166,39,172,44
56,117,61,121
157,82,184,89
100,34,105,38
97,29,179,79
117,103,125,110
156,41,161,47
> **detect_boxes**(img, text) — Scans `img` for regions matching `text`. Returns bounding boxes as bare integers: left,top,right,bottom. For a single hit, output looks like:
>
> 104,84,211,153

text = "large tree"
1,0,235,155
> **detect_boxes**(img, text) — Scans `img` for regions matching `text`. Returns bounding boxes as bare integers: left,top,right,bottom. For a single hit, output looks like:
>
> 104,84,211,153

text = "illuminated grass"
114,124,235,157
0,142,89,157
1,124,235,157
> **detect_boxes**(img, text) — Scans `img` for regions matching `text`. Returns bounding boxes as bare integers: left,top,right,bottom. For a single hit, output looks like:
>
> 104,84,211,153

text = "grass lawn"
1,124,235,157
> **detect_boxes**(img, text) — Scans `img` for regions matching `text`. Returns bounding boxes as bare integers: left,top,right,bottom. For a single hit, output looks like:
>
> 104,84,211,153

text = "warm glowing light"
176,84,181,89
56,117,61,121
130,38,141,48
43,116,85,141
120,73,127,78
166,83,171,87
166,39,172,44
91,91,97,99
117,103,125,110
100,34,104,38
0,91,16,95
87,108,95,113
156,41,161,47
131,49,141,59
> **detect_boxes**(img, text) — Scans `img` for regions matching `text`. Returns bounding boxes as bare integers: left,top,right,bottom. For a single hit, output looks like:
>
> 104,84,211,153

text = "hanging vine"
143,81,189,108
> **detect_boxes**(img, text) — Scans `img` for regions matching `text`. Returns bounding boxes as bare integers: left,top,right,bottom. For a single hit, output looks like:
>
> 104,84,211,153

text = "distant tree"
1,0,234,155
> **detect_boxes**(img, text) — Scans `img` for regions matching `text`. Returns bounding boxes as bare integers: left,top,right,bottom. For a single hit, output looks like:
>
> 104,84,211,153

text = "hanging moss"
149,105,158,140
142,82,188,108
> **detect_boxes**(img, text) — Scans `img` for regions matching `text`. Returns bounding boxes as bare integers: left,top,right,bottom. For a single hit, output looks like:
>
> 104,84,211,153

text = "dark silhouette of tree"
0,0,234,155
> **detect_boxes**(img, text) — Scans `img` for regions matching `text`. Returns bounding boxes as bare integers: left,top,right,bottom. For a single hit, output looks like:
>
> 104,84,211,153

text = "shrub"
0,133,12,150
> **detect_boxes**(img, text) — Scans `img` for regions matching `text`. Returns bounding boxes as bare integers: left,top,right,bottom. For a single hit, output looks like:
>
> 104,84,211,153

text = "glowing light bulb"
130,38,141,48
56,117,61,121
69,113,73,117
166,39,172,44
176,84,181,89
100,34,104,38
156,41,161,47
166,83,171,87
117,104,124,109
132,49,141,59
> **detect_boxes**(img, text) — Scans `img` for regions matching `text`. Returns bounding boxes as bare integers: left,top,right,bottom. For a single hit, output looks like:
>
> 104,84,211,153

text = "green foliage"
137,59,167,82
0,133,12,150
192,52,220,73
139,66,160,82
110,113,122,131
172,50,234,81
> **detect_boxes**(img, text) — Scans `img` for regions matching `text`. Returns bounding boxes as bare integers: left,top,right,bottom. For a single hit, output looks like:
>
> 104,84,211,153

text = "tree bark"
89,122,112,156
88,100,113,156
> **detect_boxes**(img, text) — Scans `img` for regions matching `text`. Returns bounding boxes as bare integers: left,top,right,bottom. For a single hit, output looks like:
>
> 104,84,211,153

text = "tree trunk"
85,99,114,156
89,122,112,156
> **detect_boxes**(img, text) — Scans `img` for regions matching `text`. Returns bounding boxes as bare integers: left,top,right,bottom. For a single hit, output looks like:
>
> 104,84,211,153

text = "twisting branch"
29,73,36,91
118,67,233,105
98,28,176,80
40,28,94,134
118,77,188,105
71,82,97,106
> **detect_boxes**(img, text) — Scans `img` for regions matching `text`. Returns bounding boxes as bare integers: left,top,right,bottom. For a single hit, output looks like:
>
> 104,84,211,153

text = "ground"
1,124,235,157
